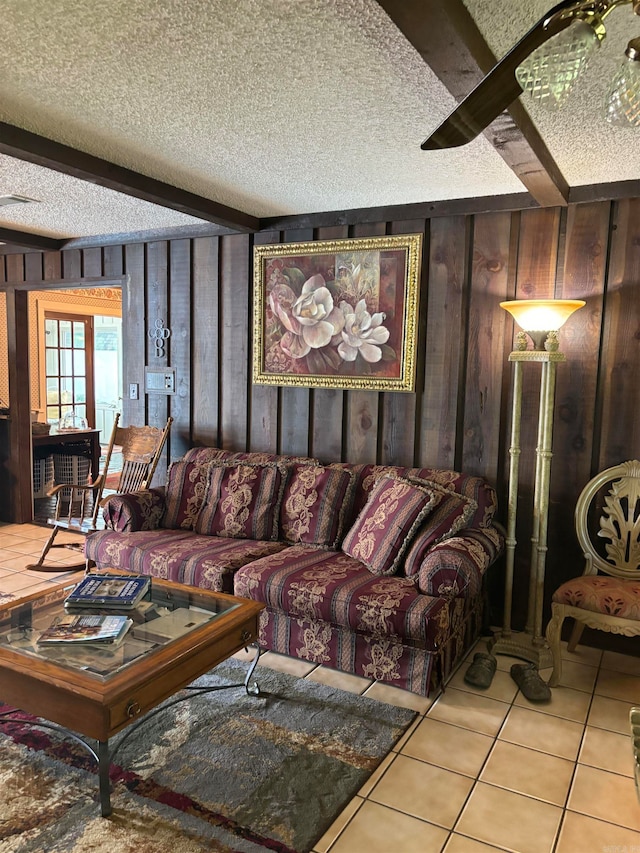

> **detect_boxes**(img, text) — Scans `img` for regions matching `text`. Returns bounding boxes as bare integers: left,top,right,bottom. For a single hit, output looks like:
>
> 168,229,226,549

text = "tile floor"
2,522,640,853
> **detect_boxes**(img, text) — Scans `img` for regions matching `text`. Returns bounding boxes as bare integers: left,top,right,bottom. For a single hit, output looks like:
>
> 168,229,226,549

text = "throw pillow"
402,482,478,577
161,460,213,530
194,461,287,540
341,476,444,576
280,464,356,548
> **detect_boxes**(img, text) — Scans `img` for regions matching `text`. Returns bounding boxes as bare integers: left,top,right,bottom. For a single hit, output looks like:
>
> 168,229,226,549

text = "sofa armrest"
102,487,166,532
417,525,504,599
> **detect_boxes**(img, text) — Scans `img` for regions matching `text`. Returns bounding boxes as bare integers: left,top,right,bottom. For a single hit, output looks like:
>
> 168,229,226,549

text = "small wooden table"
0,577,264,816
32,427,102,483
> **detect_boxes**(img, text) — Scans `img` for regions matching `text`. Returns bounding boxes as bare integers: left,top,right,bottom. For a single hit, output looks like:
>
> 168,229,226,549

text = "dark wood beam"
0,227,63,251
261,192,537,231
376,0,569,208
0,122,260,233
5,288,33,522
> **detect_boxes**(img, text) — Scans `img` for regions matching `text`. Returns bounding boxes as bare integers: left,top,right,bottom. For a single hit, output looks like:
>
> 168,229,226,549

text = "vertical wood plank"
43,251,62,281
82,248,103,279
420,216,467,470
145,241,169,435
311,225,348,462
123,244,146,427
168,239,191,462
103,246,124,279
61,249,81,281
380,219,424,467
279,228,313,457
6,284,31,521
192,236,220,447
344,222,386,463
462,212,512,481
598,198,640,468
220,234,250,450
250,231,280,453
547,201,610,592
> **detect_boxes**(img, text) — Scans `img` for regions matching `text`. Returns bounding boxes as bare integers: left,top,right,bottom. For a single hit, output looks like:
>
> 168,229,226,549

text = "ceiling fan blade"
421,0,585,149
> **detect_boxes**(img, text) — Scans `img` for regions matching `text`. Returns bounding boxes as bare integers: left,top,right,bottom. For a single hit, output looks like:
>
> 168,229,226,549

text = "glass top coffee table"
0,574,264,816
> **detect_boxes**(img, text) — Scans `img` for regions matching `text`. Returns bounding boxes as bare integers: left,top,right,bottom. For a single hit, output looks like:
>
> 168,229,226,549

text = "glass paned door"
44,313,95,428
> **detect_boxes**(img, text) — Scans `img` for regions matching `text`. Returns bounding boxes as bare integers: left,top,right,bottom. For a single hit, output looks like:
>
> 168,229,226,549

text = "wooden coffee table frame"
0,577,264,817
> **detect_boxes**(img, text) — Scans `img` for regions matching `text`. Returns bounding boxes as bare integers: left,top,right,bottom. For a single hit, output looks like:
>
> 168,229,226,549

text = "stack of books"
36,574,151,648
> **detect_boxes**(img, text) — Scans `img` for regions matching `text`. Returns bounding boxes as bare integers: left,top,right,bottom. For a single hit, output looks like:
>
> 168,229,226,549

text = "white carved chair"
545,460,640,687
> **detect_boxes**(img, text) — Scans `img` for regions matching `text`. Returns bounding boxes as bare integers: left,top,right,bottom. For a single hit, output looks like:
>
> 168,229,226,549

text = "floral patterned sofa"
85,447,504,696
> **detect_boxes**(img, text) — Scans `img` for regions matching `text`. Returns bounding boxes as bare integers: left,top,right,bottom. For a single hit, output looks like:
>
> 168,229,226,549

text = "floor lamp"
489,299,586,669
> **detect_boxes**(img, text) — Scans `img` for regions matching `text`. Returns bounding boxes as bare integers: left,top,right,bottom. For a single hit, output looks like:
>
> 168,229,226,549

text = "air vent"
0,194,39,207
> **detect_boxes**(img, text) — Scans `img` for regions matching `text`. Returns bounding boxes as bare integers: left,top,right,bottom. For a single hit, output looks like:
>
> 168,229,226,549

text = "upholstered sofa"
85,447,504,695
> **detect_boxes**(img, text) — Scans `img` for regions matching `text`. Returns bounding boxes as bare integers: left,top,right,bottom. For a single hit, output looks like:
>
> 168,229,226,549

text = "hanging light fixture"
422,0,640,150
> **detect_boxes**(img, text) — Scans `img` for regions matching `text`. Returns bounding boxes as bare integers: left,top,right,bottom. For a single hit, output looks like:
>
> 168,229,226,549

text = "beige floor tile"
401,717,494,778
393,716,422,752
447,665,519,704
555,810,640,853
329,800,449,853
428,688,510,737
0,549,29,563
0,535,33,551
548,659,599,694
568,764,640,831
595,668,640,704
455,782,562,853
589,694,636,735
313,795,363,853
579,725,634,777
602,650,640,677
480,740,574,806
499,705,584,761
0,554,44,572
559,640,603,668
514,683,591,724
0,572,52,594
369,754,473,829
357,752,395,798
258,651,318,677
444,834,506,853
363,681,435,714
307,666,372,694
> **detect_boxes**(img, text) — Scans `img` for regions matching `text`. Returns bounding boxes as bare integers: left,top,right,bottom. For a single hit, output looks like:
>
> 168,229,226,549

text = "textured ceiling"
0,0,639,241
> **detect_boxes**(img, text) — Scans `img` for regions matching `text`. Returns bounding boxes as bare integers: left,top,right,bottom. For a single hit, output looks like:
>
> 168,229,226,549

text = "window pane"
46,379,59,405
75,378,86,403
73,322,85,348
45,348,58,377
59,321,72,348
75,404,87,421
60,377,74,404
73,349,85,376
46,406,59,423
60,350,73,376
60,404,73,418
45,320,58,347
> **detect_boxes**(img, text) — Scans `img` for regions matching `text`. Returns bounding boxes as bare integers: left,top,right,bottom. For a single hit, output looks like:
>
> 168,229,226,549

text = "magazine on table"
64,574,151,610
37,613,133,646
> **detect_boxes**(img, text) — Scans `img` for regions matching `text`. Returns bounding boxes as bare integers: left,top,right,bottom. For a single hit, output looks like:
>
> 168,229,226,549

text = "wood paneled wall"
3,199,640,628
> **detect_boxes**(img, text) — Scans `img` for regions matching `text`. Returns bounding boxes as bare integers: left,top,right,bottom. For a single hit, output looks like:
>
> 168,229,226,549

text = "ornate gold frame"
253,234,422,392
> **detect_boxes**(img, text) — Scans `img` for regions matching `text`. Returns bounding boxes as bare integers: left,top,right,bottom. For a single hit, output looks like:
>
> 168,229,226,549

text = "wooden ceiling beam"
0,122,259,233
376,0,569,208
0,227,63,251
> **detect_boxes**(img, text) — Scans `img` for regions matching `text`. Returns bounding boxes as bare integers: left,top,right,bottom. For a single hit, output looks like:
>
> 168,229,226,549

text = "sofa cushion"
280,464,356,548
85,528,287,594
161,459,212,530
402,486,477,577
342,476,444,576
233,544,449,650
194,461,287,540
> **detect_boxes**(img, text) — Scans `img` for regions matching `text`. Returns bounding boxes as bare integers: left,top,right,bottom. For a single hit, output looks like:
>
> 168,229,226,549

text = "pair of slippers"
463,652,551,702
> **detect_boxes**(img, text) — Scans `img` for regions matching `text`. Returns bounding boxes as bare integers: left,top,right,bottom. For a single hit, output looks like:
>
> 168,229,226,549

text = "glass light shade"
515,19,601,109
500,299,586,350
605,39,640,127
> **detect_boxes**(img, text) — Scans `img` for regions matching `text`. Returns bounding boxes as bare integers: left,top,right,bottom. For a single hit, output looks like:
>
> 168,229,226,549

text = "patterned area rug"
0,658,415,852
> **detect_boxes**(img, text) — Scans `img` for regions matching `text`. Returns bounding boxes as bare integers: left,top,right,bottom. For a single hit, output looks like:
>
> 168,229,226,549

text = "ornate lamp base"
488,630,553,670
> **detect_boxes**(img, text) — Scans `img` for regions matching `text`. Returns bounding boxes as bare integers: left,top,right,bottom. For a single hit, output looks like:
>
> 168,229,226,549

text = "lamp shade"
500,299,586,350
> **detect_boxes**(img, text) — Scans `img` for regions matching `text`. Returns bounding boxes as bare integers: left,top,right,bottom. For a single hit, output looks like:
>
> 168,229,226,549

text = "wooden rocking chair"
27,413,172,572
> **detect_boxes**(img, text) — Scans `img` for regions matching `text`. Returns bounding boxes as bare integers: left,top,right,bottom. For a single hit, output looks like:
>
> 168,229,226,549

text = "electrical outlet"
129,383,139,400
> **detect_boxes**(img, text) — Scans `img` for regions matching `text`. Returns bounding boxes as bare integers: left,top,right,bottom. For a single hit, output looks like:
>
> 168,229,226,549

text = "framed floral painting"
253,234,422,391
